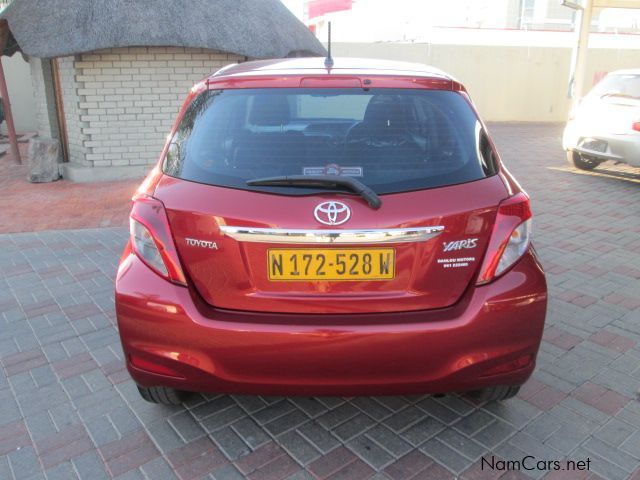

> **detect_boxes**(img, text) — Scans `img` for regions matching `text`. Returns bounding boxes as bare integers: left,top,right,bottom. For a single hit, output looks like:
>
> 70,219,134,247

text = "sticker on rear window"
303,164,363,177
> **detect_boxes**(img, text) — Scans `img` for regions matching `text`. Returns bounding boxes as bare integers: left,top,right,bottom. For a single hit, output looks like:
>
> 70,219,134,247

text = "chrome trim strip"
219,226,445,244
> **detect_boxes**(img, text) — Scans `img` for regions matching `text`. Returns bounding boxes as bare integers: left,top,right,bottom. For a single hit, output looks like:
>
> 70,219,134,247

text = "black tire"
136,385,190,405
467,385,520,402
566,150,598,171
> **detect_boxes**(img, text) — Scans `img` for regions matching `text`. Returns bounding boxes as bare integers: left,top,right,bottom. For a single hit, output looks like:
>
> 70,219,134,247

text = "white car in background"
563,69,640,170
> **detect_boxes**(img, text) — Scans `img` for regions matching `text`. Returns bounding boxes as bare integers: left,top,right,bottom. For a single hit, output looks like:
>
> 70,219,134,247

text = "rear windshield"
590,74,640,100
163,88,498,195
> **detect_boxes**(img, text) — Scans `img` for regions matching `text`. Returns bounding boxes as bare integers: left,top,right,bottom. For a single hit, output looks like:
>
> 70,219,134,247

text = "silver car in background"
563,69,640,170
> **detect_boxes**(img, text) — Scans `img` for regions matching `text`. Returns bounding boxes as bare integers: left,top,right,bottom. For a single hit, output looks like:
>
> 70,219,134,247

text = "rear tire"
566,150,598,171
136,385,190,405
467,385,520,402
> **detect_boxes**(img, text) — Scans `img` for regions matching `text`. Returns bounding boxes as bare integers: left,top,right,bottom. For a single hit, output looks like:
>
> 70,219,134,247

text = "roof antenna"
324,21,334,69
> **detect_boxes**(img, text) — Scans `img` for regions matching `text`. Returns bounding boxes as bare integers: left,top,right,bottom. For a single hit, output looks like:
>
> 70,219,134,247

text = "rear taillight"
633,122,640,132
477,193,532,285
131,219,167,275
129,196,187,285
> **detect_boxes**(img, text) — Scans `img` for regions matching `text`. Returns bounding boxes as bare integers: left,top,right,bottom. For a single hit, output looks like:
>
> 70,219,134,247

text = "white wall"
332,42,640,122
1,54,37,133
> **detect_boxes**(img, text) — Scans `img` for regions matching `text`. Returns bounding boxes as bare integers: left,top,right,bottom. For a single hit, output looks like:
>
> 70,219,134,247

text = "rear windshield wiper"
600,92,640,101
246,175,382,210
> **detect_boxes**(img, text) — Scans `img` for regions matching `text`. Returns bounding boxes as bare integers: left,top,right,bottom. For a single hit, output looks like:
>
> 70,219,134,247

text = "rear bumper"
115,248,547,396
563,122,640,167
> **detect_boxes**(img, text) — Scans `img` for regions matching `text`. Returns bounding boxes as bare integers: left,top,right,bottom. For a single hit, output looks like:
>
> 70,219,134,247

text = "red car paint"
116,57,547,396
155,174,505,314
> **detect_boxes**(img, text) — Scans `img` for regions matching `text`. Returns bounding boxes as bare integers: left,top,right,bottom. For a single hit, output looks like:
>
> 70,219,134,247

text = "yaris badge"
314,202,351,226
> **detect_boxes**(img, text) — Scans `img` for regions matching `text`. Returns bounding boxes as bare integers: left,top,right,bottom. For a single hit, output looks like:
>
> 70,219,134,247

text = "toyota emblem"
314,202,351,226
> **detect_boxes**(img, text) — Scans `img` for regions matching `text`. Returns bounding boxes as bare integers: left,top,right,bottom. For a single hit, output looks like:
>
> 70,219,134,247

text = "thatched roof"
0,0,326,59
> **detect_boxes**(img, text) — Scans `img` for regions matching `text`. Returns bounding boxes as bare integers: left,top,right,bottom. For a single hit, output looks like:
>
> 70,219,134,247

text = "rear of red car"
115,59,547,403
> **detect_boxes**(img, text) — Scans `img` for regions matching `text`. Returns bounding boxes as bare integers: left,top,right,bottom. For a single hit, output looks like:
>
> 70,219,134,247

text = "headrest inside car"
362,96,408,132
249,95,291,126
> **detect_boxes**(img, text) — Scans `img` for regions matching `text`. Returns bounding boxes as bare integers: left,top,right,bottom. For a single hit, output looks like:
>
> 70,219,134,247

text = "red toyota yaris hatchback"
115,58,547,405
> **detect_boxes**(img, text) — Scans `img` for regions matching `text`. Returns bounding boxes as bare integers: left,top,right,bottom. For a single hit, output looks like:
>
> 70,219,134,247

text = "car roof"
210,57,453,81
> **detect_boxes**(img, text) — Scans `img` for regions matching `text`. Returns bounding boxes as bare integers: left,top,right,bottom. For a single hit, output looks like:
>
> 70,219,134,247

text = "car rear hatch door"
154,174,508,314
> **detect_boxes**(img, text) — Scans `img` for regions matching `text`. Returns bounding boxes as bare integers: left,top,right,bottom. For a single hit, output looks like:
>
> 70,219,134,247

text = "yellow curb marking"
548,166,640,185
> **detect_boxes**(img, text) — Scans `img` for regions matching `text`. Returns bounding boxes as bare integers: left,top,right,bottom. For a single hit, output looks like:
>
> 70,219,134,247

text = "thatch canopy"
0,0,326,58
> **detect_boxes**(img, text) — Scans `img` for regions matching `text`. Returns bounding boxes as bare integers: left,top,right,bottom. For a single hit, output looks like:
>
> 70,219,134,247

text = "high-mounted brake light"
129,196,187,285
477,193,532,285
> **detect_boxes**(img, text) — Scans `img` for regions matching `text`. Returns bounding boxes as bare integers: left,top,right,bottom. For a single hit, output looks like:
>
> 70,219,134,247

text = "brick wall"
58,47,243,168
58,57,88,165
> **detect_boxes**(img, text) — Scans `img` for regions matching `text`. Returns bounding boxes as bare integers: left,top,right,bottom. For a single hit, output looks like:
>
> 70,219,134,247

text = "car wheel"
467,385,520,402
567,150,598,170
136,385,191,405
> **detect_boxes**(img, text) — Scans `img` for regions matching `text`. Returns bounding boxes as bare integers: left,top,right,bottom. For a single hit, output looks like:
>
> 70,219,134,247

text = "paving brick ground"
0,143,138,234
1,124,640,480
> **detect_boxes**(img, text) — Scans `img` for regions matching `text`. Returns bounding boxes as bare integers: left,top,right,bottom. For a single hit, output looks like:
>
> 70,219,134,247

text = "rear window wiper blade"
600,92,640,100
246,175,382,210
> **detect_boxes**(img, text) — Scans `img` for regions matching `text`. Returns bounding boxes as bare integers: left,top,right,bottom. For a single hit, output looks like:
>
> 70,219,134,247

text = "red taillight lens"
633,122,640,132
480,354,533,377
477,193,532,285
129,196,186,285
129,355,182,378
131,219,168,276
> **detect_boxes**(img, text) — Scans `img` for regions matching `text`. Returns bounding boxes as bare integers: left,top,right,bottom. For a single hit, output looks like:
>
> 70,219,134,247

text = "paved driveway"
1,124,639,480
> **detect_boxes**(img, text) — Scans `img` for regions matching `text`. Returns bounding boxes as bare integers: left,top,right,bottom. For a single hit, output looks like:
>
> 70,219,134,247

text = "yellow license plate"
268,248,395,281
